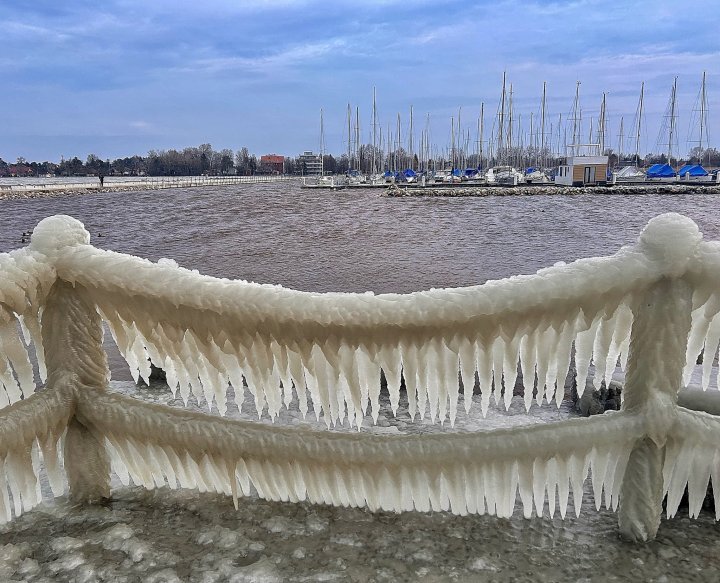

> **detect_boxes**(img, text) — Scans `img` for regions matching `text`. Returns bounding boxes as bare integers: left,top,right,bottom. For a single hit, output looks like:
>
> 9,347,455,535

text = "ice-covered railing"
1,213,720,542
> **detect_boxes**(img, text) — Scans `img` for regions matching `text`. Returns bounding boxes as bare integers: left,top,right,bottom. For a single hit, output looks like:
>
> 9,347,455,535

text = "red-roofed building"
260,154,284,174
8,164,33,177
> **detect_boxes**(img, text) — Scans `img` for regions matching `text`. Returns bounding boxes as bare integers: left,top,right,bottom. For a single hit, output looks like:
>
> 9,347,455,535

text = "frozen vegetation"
1,211,720,580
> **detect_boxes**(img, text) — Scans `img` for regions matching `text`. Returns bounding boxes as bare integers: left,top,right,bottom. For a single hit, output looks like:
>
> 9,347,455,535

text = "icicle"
552,321,575,407
250,333,283,419
711,450,720,521
591,315,615,390
286,345,309,418
0,459,9,523
308,344,333,426
687,447,712,518
519,333,537,412
546,458,557,518
0,317,35,401
574,318,599,396
429,338,450,424
606,304,632,386
458,337,476,415
590,447,610,511
402,341,420,420
414,343,430,422
702,315,720,390
665,441,693,518
22,312,46,382
556,455,570,519
502,332,521,411
235,459,252,497
477,340,494,417
491,338,505,408
568,451,587,517
38,432,64,496
532,458,547,516
684,307,713,385
379,345,402,416
106,437,130,486
517,458,534,518
534,324,555,406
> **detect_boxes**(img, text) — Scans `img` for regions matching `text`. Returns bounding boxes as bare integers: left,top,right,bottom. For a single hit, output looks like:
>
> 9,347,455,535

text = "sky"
1,0,718,163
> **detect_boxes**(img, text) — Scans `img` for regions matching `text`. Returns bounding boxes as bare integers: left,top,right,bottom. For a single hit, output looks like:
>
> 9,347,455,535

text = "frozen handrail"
0,212,718,541
24,213,705,427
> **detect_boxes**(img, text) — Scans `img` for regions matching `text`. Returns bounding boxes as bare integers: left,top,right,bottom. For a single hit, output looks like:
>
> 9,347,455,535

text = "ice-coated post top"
30,215,90,256
638,213,702,277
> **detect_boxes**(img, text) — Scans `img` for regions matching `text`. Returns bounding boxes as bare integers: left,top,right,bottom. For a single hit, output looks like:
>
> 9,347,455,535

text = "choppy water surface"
2,180,720,293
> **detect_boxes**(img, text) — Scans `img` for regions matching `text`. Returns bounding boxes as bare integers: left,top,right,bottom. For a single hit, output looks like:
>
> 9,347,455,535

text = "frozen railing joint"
0,212,719,542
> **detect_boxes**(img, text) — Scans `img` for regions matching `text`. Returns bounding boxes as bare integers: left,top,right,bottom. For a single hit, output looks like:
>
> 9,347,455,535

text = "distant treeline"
0,145,267,178
2,144,719,178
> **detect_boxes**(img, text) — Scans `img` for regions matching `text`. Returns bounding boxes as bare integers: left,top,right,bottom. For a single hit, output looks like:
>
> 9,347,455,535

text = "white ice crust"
0,212,718,533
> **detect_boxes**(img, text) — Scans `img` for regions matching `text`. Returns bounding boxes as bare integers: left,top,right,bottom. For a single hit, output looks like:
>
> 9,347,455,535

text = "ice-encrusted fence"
1,213,720,542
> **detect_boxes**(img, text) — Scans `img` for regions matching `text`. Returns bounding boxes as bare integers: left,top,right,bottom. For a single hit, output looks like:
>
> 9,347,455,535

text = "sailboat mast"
618,116,624,162
379,126,384,172
700,71,708,154
355,106,360,172
457,106,462,169
508,84,514,164
409,105,414,170
425,113,431,172
571,81,580,156
668,76,678,162
529,112,534,166
557,113,562,158
372,87,377,175
634,82,644,165
396,113,401,171
598,92,606,154
346,104,352,170
540,81,546,168
479,102,484,170
498,72,506,164
320,108,325,176
450,116,456,170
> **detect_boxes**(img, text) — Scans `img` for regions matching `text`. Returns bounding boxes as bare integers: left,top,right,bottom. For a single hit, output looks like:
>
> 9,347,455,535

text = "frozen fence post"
618,214,701,541
31,216,111,503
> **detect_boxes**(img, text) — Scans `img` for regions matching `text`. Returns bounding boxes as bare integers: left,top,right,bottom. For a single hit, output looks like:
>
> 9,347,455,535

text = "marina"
299,72,717,192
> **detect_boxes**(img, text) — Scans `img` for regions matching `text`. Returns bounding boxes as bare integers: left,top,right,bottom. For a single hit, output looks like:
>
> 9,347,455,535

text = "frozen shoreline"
0,176,291,201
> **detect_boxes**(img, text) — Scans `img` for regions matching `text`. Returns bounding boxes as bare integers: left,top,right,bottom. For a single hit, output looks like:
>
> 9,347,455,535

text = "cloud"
177,39,348,75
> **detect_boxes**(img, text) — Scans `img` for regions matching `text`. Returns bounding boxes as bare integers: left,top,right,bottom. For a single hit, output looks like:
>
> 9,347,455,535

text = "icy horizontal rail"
57,243,656,329
80,388,645,518
52,241,657,425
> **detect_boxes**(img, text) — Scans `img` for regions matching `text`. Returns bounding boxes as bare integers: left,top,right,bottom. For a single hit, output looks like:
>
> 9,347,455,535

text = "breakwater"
0,175,293,200
386,183,720,197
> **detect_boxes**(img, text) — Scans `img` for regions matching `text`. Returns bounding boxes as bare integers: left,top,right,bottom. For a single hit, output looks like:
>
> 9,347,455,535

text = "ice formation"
0,212,718,541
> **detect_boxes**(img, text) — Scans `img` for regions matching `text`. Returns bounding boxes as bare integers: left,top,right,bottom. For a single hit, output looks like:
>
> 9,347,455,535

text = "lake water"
3,179,720,294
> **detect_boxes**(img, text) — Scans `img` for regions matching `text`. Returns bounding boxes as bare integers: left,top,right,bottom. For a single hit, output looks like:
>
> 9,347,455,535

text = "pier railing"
0,213,719,541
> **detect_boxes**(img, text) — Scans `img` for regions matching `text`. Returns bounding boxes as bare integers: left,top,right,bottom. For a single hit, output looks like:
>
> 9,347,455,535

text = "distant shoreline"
0,176,292,201
0,184,153,201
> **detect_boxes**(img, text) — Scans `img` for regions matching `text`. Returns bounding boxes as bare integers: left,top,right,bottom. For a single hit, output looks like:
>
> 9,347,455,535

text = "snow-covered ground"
1,378,719,582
